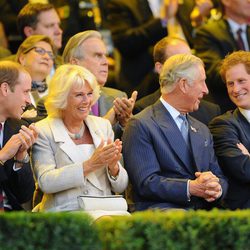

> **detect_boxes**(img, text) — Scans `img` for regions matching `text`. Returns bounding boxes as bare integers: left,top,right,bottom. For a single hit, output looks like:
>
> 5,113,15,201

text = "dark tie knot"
237,28,243,35
179,114,188,122
32,81,48,93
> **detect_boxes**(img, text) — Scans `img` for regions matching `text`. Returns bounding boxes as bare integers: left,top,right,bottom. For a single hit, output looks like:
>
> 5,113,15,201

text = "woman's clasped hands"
84,138,122,177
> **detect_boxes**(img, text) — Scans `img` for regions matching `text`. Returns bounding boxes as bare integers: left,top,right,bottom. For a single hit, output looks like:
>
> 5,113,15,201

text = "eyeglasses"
24,46,55,60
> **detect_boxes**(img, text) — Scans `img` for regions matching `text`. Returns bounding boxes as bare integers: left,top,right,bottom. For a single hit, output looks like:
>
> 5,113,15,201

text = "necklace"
66,124,85,140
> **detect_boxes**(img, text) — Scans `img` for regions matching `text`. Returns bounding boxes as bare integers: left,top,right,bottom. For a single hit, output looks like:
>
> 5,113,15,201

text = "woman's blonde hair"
45,64,100,118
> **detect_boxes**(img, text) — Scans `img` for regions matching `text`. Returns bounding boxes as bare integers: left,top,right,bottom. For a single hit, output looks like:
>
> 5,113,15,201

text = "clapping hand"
0,123,38,164
113,91,138,127
84,138,122,176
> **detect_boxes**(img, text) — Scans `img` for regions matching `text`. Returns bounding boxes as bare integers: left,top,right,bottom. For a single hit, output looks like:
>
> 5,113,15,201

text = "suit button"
83,190,88,194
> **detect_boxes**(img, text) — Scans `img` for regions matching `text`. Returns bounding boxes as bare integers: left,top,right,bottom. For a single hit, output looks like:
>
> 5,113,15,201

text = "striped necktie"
236,28,246,51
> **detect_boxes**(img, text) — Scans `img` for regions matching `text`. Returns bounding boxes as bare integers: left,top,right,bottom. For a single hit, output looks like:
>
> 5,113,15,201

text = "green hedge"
0,212,101,250
96,209,250,250
1,210,250,250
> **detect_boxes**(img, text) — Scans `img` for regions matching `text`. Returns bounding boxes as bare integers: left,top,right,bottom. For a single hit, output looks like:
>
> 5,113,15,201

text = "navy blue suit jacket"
123,100,228,211
209,109,250,209
0,118,35,210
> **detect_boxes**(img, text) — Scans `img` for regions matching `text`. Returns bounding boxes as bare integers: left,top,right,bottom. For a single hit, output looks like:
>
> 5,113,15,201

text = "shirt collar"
239,108,250,123
160,96,182,121
227,18,247,35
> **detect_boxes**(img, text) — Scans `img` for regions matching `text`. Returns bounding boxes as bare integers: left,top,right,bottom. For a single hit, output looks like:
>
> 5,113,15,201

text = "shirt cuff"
187,180,191,201
13,163,22,171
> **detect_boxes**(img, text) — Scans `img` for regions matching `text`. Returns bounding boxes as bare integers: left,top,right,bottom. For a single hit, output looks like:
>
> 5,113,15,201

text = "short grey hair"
62,30,102,63
45,64,100,118
159,54,204,94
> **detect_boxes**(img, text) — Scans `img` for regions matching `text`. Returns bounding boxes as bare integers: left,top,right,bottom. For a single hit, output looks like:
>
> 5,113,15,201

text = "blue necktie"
179,114,189,144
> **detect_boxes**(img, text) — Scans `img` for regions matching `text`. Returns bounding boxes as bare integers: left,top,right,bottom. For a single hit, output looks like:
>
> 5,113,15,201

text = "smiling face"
76,37,108,86
19,41,54,81
182,65,208,112
225,63,250,109
5,71,32,119
63,81,94,122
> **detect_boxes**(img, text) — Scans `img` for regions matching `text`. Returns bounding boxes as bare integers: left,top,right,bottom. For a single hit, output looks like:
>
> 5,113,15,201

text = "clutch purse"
77,195,128,211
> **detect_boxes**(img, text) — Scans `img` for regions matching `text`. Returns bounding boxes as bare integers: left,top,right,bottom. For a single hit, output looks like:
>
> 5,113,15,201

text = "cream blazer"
32,115,128,212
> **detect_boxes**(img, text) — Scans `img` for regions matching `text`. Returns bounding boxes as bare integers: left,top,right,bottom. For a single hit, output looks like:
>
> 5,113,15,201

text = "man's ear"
155,62,163,74
23,26,35,37
178,78,188,94
0,82,10,97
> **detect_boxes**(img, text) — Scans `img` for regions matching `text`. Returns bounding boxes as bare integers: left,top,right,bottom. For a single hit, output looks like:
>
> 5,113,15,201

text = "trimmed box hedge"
96,209,250,250
1,210,250,250
0,212,101,250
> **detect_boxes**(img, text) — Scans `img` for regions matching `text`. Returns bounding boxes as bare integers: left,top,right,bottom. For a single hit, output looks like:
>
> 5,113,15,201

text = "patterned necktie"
179,114,189,144
236,28,246,51
0,123,4,211
32,81,48,93
91,102,99,116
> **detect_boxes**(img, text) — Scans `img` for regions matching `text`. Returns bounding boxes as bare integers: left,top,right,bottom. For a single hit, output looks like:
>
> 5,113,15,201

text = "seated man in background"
134,36,221,126
194,0,250,113
123,54,228,211
0,61,38,211
209,51,250,210
37,30,137,138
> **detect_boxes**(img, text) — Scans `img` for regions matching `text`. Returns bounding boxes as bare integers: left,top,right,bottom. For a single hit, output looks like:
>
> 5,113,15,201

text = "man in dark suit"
209,51,250,210
194,0,250,113
0,61,38,211
134,36,221,126
123,54,228,211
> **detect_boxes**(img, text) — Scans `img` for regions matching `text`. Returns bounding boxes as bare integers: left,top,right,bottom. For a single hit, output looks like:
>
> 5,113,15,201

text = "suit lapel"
98,88,114,117
234,109,250,142
247,25,250,49
85,116,106,190
50,117,104,191
50,118,83,163
188,116,206,172
222,19,239,49
152,101,194,175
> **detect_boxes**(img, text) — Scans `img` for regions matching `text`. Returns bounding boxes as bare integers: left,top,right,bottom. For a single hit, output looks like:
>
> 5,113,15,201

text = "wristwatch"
14,153,30,164
108,170,118,181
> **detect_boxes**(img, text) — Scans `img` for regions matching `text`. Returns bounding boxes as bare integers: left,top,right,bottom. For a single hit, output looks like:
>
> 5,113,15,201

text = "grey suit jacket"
123,100,228,211
32,115,128,212
98,86,127,116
